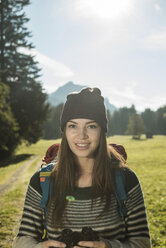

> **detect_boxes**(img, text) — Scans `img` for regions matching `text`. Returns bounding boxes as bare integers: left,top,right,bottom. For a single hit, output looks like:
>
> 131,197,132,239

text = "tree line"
0,0,48,159
108,105,166,137
43,104,166,140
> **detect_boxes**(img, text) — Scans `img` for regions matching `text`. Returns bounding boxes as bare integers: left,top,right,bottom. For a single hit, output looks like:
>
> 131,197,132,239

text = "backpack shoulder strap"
114,169,127,219
40,143,127,222
39,161,55,208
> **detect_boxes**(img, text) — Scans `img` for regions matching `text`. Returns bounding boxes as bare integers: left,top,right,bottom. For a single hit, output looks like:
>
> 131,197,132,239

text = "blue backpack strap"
114,169,127,219
39,160,56,240
39,161,55,208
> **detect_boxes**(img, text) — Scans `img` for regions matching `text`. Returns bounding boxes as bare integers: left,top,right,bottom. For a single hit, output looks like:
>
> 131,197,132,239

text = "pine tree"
110,105,136,135
0,0,49,157
155,106,166,135
0,81,19,159
43,104,63,139
126,113,146,139
141,108,156,137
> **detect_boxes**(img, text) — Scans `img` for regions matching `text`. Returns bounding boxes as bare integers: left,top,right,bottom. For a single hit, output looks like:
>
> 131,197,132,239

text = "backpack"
39,143,127,238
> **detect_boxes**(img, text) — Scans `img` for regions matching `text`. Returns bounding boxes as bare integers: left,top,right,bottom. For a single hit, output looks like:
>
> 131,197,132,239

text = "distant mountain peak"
48,82,117,114
58,81,75,89
64,81,75,87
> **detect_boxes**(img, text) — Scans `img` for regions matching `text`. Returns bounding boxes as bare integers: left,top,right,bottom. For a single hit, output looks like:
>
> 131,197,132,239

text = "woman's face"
65,118,101,159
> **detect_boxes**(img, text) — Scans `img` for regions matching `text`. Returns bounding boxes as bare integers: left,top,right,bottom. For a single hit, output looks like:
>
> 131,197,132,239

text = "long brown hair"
49,129,126,227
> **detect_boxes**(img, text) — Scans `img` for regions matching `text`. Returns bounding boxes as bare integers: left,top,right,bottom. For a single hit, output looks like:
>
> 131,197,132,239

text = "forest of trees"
0,0,49,159
43,104,166,140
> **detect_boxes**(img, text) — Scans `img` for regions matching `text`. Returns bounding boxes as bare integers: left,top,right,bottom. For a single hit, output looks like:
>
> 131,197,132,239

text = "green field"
0,136,166,247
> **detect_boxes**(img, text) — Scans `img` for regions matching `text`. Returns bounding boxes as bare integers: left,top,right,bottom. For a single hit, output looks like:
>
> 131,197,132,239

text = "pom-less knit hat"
60,87,108,132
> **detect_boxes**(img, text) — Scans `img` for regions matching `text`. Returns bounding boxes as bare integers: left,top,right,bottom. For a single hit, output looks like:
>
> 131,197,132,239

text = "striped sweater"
13,168,151,248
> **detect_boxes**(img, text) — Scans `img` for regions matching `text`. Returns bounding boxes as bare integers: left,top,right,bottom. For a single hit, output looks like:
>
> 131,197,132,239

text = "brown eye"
87,124,98,129
68,124,76,128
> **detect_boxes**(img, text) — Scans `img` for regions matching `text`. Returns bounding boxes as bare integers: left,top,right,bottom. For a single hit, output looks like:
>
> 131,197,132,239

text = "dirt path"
0,155,41,197
0,155,44,247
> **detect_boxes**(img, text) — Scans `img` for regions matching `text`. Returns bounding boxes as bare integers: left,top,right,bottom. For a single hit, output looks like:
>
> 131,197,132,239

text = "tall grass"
0,136,165,247
108,135,166,247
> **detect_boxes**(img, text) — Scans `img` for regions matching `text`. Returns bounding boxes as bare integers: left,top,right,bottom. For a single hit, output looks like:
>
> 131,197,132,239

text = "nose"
77,127,88,139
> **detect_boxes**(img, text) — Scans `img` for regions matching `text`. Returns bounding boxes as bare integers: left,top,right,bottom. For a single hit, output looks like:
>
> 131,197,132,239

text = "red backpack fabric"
42,143,127,165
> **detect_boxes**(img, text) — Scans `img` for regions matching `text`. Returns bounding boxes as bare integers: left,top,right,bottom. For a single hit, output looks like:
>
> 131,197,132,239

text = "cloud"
18,47,74,77
34,51,74,92
141,29,166,50
146,95,166,110
35,51,74,78
103,81,165,111
111,85,137,100
103,82,138,107
107,88,165,111
154,3,161,12
18,47,74,92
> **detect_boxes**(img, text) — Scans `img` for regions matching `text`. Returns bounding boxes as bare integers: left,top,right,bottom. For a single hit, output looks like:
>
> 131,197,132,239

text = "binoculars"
58,226,99,248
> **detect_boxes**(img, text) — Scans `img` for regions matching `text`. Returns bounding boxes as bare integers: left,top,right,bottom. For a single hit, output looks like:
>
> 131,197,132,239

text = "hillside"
48,81,117,114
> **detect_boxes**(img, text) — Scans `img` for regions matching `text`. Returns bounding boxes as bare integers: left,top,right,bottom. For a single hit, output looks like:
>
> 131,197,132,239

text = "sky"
25,0,166,111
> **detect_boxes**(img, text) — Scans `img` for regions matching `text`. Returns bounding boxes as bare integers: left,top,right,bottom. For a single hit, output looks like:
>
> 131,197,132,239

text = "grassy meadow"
0,135,166,247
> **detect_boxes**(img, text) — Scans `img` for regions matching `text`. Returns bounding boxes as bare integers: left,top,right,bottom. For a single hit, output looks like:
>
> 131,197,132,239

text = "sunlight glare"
77,0,133,20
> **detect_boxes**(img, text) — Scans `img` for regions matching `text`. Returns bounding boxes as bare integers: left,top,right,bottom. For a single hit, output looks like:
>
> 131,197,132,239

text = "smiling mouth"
75,143,90,149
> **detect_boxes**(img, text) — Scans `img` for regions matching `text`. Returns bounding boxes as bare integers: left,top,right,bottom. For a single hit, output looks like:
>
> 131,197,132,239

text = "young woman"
13,87,151,248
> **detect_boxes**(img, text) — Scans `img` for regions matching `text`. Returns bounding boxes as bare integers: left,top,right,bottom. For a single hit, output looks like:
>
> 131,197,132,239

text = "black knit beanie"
60,87,108,132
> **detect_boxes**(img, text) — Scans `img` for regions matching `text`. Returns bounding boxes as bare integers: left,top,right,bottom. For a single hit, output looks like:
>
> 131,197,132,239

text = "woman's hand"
42,240,66,248
74,240,109,248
